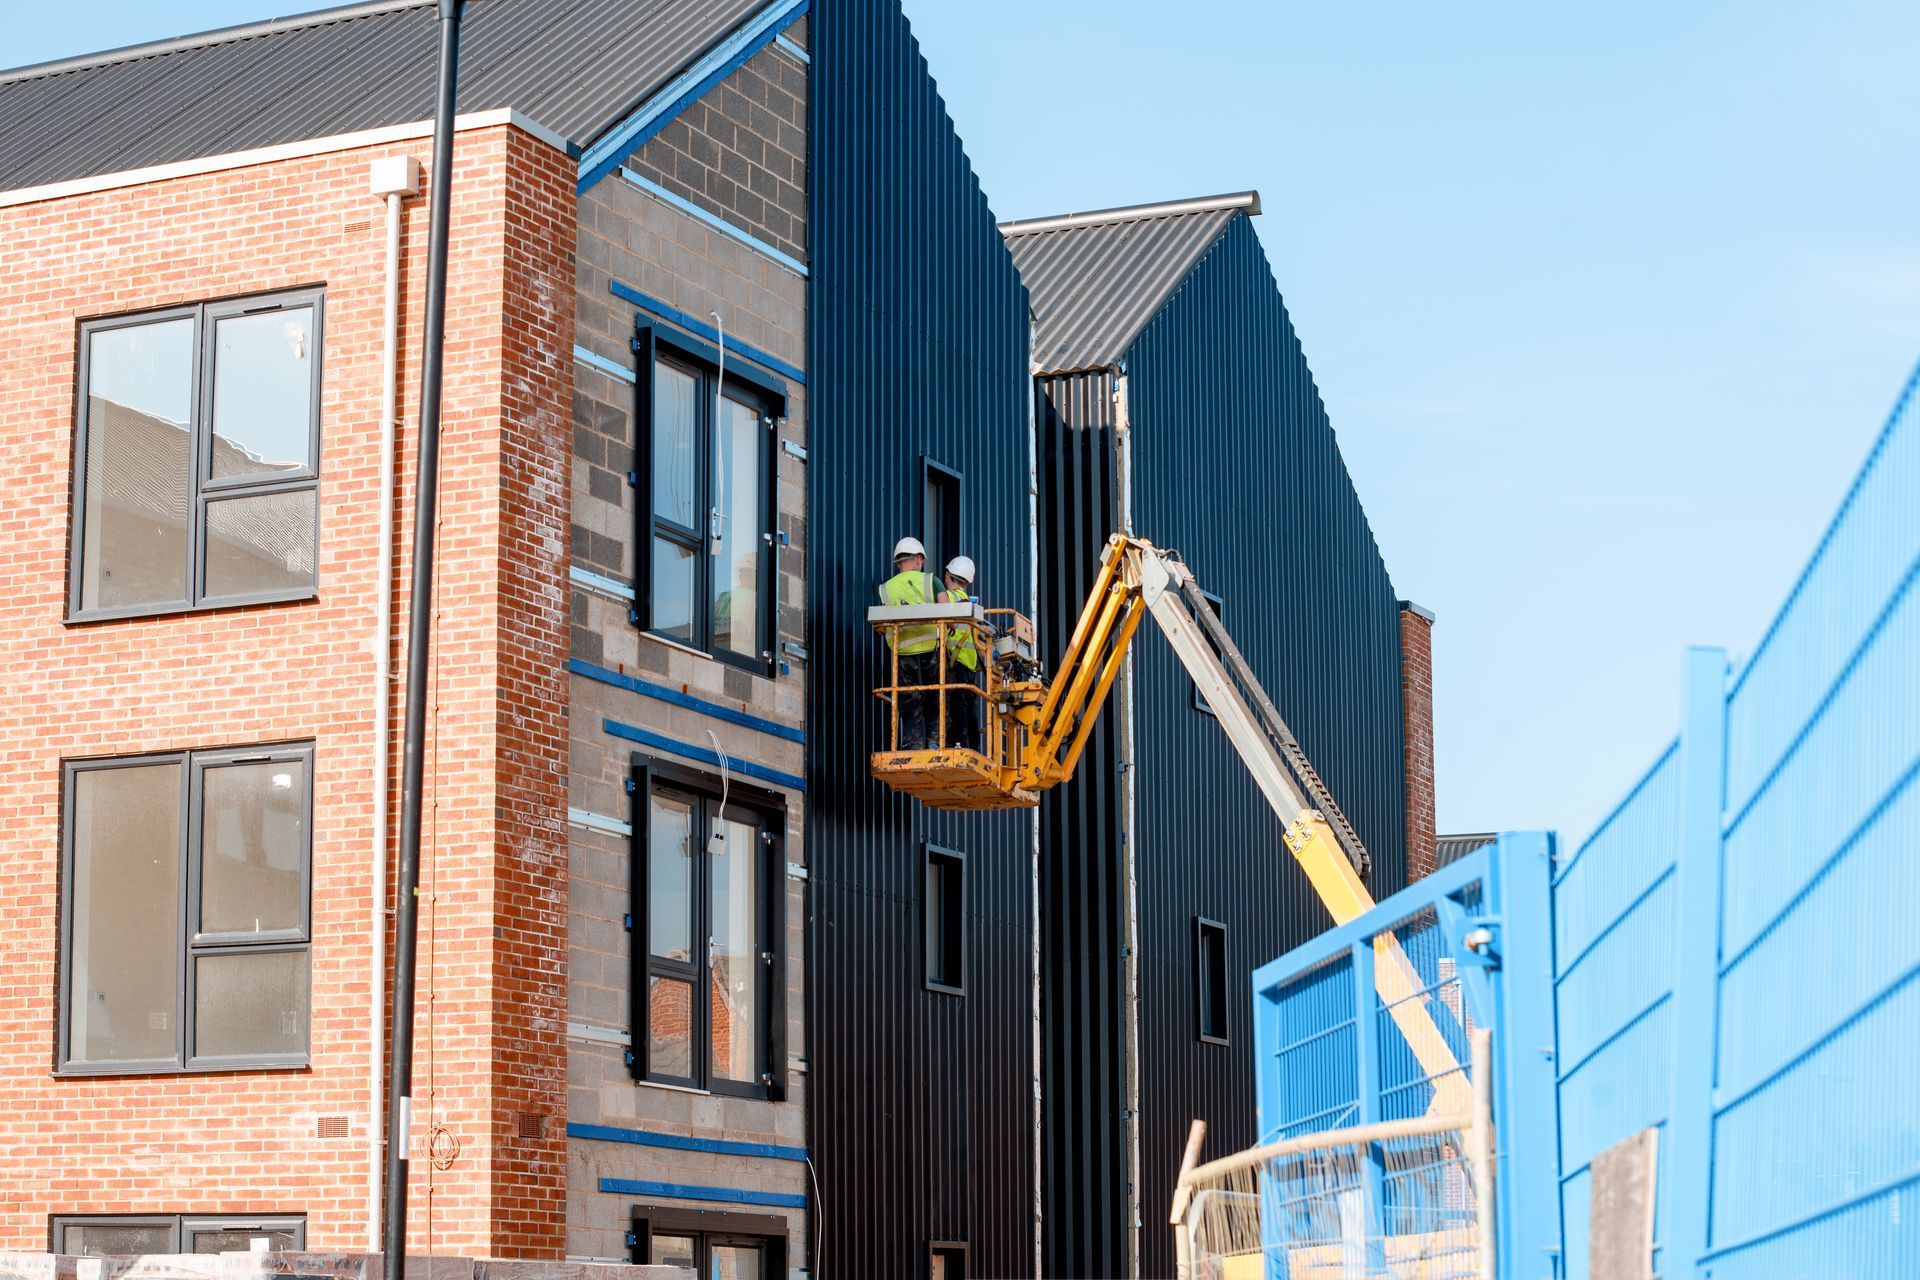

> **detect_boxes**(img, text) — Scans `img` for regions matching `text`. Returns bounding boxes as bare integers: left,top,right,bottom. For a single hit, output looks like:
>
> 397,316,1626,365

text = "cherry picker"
869,532,1467,1111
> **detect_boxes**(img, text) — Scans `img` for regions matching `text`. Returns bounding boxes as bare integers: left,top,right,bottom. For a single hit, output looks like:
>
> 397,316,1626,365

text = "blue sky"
13,1,1919,843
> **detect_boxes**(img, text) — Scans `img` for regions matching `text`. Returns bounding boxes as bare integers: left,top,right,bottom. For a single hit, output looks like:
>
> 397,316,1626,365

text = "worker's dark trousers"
897,650,939,749
946,664,981,750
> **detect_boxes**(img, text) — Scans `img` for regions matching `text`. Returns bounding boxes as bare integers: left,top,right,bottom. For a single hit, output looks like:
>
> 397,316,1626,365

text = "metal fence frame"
1251,836,1560,1278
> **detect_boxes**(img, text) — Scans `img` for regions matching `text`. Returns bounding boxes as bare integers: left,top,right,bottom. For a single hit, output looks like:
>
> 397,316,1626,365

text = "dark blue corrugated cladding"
1034,371,1128,1278
807,1,1035,1276
1125,214,1408,1279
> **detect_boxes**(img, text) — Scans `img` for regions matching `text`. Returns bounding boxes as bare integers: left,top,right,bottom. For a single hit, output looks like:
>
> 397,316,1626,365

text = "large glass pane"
651,536,696,644
188,1225,302,1255
209,306,316,479
200,759,307,936
648,792,694,962
193,949,309,1059
203,488,316,599
68,763,182,1065
649,1234,696,1269
652,362,699,529
710,396,763,659
647,976,694,1078
62,1222,175,1256
79,318,193,611
711,1244,763,1280
709,810,760,1082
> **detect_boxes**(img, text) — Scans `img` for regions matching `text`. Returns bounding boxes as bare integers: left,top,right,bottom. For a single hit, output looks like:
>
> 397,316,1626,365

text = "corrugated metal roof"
1000,191,1258,374
1436,832,1497,867
0,0,769,192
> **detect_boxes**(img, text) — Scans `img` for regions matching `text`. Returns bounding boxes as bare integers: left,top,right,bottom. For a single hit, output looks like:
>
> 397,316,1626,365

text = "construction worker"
938,556,981,750
879,536,940,749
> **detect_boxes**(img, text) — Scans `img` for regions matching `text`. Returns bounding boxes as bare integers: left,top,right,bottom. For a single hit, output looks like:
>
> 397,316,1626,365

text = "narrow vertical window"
71,291,322,620
1191,589,1226,715
1197,917,1229,1044
922,458,963,575
630,759,782,1095
634,326,783,671
924,845,965,995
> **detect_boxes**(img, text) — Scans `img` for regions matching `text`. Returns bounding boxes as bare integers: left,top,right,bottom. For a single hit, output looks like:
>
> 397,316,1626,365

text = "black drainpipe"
384,2,465,1276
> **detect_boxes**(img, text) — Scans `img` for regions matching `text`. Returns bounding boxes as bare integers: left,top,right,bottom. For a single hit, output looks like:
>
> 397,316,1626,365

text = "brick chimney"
1399,601,1438,881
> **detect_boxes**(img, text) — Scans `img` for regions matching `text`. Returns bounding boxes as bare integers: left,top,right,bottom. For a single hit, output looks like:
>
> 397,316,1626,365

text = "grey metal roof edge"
998,190,1260,238
0,0,432,85
1398,599,1437,622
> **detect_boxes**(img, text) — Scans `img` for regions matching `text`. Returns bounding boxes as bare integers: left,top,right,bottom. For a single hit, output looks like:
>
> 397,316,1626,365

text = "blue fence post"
1351,938,1389,1272
1665,646,1730,1278
1495,830,1564,1280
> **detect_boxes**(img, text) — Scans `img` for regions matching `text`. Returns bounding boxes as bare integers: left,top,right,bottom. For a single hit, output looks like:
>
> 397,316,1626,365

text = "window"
635,325,784,671
630,757,783,1095
70,291,323,620
922,458,963,576
59,745,313,1073
924,844,966,995
1191,589,1226,715
52,1215,305,1256
1196,917,1229,1045
929,1242,968,1280
631,1210,786,1277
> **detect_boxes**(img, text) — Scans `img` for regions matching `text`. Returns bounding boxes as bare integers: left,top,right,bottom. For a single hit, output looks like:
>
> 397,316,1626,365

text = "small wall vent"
516,1112,546,1141
316,1115,352,1139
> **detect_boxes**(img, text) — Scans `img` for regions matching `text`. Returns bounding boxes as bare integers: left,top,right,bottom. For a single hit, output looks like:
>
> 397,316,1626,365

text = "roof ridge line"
0,0,432,85
998,190,1260,237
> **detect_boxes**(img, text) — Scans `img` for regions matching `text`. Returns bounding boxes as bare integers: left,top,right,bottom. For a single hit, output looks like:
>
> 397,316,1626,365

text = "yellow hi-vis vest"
946,586,979,671
880,570,940,654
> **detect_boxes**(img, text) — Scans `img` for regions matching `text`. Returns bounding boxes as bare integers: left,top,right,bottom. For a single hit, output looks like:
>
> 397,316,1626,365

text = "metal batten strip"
568,1122,808,1163
596,1178,806,1210
604,718,803,791
573,343,636,384
567,806,631,838
571,658,806,744
618,167,808,276
577,0,810,191
609,279,806,384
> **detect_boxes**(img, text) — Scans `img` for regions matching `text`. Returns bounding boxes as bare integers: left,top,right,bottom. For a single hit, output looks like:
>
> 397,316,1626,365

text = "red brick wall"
1399,603,1438,881
0,123,574,1258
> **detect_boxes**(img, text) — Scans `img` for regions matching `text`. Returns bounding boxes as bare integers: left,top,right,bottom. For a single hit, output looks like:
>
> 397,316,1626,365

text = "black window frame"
1191,588,1227,715
628,754,785,1098
923,843,967,996
633,323,786,675
629,1208,787,1274
1196,916,1230,1046
68,289,326,623
51,1214,307,1255
56,743,315,1075
921,456,964,577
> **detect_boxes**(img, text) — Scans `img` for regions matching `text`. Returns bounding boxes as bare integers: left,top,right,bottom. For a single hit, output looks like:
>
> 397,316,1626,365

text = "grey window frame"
1196,916,1229,1046
923,843,966,996
50,1214,307,1255
68,288,325,623
921,456,964,577
627,754,785,1099
56,743,315,1075
631,323,785,675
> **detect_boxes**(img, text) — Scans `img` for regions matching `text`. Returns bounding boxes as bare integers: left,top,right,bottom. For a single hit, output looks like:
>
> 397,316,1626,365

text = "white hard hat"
945,556,975,584
892,536,926,561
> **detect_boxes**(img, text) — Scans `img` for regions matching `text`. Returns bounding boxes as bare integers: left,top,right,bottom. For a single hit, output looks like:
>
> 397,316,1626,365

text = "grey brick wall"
566,47,810,1271
626,42,807,263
